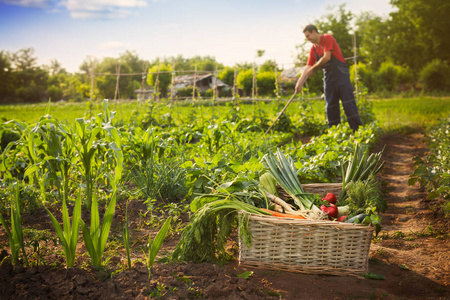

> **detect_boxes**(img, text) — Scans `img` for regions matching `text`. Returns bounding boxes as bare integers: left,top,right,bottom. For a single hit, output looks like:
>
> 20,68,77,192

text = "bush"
350,62,375,92
47,85,63,101
419,59,450,91
218,67,235,86
256,71,276,96
236,69,254,96
374,61,413,92
176,86,200,99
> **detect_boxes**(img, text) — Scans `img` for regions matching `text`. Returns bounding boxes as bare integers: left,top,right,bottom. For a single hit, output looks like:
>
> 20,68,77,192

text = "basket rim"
239,211,374,231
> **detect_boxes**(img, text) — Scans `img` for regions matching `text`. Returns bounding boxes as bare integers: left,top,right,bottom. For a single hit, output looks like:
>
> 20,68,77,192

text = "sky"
0,0,395,73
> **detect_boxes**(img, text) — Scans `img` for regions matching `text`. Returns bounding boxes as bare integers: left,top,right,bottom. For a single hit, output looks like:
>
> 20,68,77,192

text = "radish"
319,203,338,219
321,192,337,204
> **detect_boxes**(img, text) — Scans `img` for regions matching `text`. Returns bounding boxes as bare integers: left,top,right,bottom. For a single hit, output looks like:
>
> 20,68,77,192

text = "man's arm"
310,50,331,72
295,51,332,93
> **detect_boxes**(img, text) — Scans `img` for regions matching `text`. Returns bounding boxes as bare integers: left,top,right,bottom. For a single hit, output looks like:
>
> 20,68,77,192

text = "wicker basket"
238,183,373,276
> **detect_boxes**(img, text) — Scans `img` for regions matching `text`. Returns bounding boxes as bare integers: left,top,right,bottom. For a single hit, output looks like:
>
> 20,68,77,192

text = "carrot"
261,208,306,220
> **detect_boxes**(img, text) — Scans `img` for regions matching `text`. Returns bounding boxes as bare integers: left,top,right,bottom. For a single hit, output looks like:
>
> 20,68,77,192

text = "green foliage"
218,67,235,86
256,71,276,96
143,217,172,278
0,184,29,266
236,69,253,96
147,64,172,98
123,201,131,268
344,177,387,215
80,191,116,268
315,4,354,59
419,59,450,92
374,61,413,92
409,116,450,212
46,192,82,267
176,85,200,99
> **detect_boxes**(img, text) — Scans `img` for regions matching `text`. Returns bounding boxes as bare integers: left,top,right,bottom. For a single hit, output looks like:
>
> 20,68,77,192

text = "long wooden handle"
265,92,298,135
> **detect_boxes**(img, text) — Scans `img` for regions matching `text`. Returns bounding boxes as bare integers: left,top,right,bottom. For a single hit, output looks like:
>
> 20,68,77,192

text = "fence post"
90,60,95,101
353,32,358,96
192,65,197,101
114,59,121,100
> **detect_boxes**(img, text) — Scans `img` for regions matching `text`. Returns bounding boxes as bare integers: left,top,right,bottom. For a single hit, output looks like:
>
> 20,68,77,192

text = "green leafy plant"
143,216,172,278
0,184,29,266
46,192,82,267
123,200,131,268
80,192,116,268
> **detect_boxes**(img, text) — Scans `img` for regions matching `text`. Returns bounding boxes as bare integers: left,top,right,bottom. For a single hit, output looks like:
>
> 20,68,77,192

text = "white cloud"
62,0,147,19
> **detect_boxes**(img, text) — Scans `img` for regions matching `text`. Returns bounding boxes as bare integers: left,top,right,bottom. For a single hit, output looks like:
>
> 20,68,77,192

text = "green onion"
262,148,320,214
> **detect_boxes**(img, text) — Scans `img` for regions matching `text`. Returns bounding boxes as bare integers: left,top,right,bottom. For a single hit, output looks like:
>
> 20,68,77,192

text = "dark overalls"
313,43,362,131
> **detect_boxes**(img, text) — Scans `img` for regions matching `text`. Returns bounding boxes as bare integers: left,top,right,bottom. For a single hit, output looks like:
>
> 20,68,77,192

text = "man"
295,24,362,131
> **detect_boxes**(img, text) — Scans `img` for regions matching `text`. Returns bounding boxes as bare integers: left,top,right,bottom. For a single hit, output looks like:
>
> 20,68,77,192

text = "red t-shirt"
306,34,346,66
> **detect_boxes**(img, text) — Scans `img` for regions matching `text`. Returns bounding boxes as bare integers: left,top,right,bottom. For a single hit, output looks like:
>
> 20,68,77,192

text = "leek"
262,148,321,214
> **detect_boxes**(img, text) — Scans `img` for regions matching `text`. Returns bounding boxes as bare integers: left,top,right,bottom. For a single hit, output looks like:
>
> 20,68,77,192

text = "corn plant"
80,191,117,268
24,116,74,204
46,192,82,267
123,201,131,268
73,116,123,209
0,184,29,266
143,216,172,278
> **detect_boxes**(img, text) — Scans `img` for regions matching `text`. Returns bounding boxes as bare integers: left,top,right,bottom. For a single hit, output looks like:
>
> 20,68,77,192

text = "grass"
0,95,449,132
370,96,450,132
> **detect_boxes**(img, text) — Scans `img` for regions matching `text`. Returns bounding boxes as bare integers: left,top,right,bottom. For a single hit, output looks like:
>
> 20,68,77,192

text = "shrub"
218,67,235,86
419,59,450,91
256,71,276,96
236,69,253,96
374,61,413,92
176,86,200,99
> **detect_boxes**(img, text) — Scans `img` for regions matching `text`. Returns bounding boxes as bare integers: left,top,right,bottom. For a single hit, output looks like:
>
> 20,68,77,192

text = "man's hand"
295,65,313,93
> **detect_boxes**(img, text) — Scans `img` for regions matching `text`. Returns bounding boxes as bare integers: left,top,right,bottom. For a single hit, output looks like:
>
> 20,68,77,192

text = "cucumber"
345,213,367,224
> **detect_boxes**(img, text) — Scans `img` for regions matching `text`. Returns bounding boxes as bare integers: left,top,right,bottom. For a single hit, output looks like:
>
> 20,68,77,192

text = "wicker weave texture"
238,183,374,276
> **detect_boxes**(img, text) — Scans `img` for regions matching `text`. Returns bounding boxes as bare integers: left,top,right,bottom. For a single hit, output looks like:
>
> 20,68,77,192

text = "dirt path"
0,132,449,299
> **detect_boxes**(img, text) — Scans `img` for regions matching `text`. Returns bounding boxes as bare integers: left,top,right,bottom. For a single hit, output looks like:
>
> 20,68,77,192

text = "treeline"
0,0,449,104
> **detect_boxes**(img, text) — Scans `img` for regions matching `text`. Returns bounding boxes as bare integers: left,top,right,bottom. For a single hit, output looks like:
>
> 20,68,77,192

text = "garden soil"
0,131,449,299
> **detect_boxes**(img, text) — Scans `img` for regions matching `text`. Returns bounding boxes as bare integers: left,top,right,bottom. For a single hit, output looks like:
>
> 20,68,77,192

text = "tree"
315,4,354,60
236,69,253,96
11,48,37,71
147,63,172,98
0,51,15,103
218,67,235,86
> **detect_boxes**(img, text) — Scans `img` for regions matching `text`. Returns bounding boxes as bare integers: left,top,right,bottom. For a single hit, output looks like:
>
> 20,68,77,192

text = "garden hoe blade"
265,92,297,135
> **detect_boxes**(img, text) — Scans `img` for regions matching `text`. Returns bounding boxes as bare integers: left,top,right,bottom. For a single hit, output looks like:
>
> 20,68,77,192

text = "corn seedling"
80,191,116,268
123,201,131,268
143,216,172,278
46,192,82,267
0,184,29,266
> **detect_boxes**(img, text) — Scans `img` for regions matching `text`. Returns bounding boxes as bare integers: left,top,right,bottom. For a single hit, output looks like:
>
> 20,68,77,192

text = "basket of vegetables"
238,146,386,276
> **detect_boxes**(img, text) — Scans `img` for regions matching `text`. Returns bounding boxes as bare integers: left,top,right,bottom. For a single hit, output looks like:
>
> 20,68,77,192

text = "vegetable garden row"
0,96,447,278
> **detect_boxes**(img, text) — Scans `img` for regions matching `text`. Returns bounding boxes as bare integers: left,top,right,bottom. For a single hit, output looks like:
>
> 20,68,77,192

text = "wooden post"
140,62,148,101
274,63,280,100
90,60,95,101
233,67,237,101
114,59,121,100
213,65,217,101
252,65,256,100
192,65,197,101
353,32,358,96
153,65,160,101
170,59,175,102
